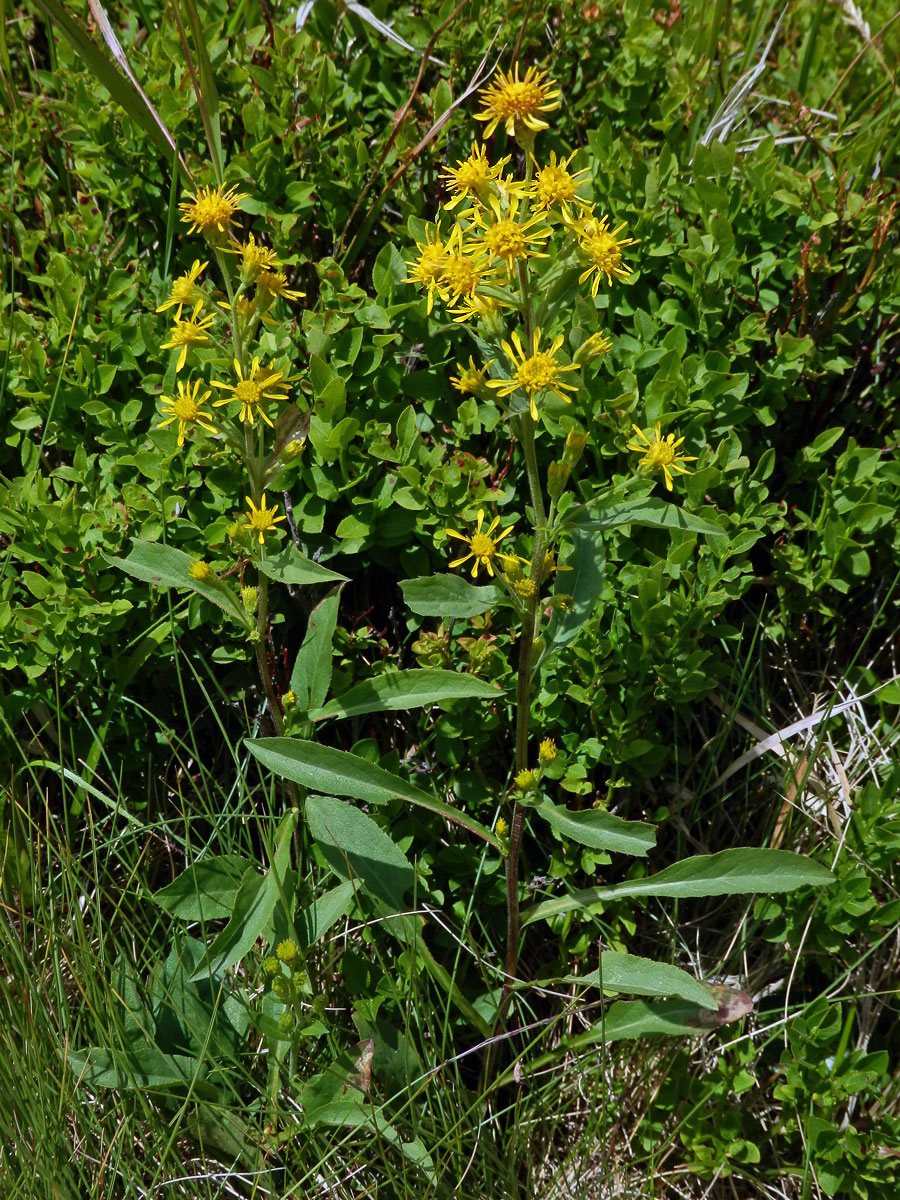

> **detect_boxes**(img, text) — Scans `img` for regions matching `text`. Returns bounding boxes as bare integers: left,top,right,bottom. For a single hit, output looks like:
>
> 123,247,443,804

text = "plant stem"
502,413,548,998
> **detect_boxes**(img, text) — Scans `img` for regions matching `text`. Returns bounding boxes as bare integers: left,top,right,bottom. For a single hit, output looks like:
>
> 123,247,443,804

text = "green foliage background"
2,1,899,1197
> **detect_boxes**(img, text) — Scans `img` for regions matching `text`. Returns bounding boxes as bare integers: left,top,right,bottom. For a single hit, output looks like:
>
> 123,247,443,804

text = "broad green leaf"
307,795,414,909
541,528,606,656
152,855,252,922
68,1047,199,1089
400,574,503,618
256,544,348,586
310,669,502,721
537,801,656,857
246,738,500,848
298,881,357,949
522,848,835,925
106,539,249,626
290,585,343,710
565,496,723,537
565,952,716,1009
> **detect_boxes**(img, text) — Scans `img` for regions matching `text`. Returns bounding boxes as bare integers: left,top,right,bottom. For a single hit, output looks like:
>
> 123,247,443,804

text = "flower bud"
515,768,536,791
282,690,297,710
573,331,612,366
562,428,589,468
242,586,259,615
279,1010,296,1034
277,939,298,964
547,461,570,500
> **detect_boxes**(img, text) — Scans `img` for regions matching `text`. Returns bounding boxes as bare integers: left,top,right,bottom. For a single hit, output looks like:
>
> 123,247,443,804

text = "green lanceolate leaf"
307,794,414,909
400,574,504,618
106,539,250,627
541,527,606,658
310,669,503,721
188,865,279,981
256,544,348,586
522,848,835,925
290,585,343,711
188,813,294,982
246,738,500,848
537,801,656,857
564,495,723,537
564,951,717,1009
571,989,753,1044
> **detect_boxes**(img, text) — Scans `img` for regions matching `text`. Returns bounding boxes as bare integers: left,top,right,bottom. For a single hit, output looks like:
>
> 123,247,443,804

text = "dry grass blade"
33,0,191,180
697,5,787,150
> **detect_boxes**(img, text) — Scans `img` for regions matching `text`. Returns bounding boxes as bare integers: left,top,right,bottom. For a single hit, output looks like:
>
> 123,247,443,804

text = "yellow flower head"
156,259,208,320
487,327,580,420
211,356,291,428
226,233,282,282
188,559,214,582
160,304,216,372
442,143,510,210
495,817,509,837
256,270,305,307
406,225,449,314
179,183,247,239
515,768,537,791
437,226,497,307
575,214,639,294
243,493,288,544
444,508,523,579
474,65,560,140
470,194,551,273
450,356,493,395
155,378,216,446
530,151,591,216
626,423,698,491
448,292,510,328
538,737,557,764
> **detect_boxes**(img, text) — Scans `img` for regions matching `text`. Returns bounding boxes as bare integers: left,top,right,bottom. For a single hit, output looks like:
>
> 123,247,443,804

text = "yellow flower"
188,559,214,582
256,270,305,306
530,151,591,216
243,493,287,544
406,225,449,314
470,194,551,273
515,768,537,791
495,817,509,837
179,183,247,238
626,423,698,491
226,233,282,282
444,508,522,579
538,737,557,764
448,292,510,328
281,689,298,709
575,214,639,294
487,327,580,419
474,65,560,139
160,304,216,372
211,356,291,427
510,576,537,600
155,378,216,446
450,356,493,395
436,226,497,307
441,143,510,209
156,259,208,320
